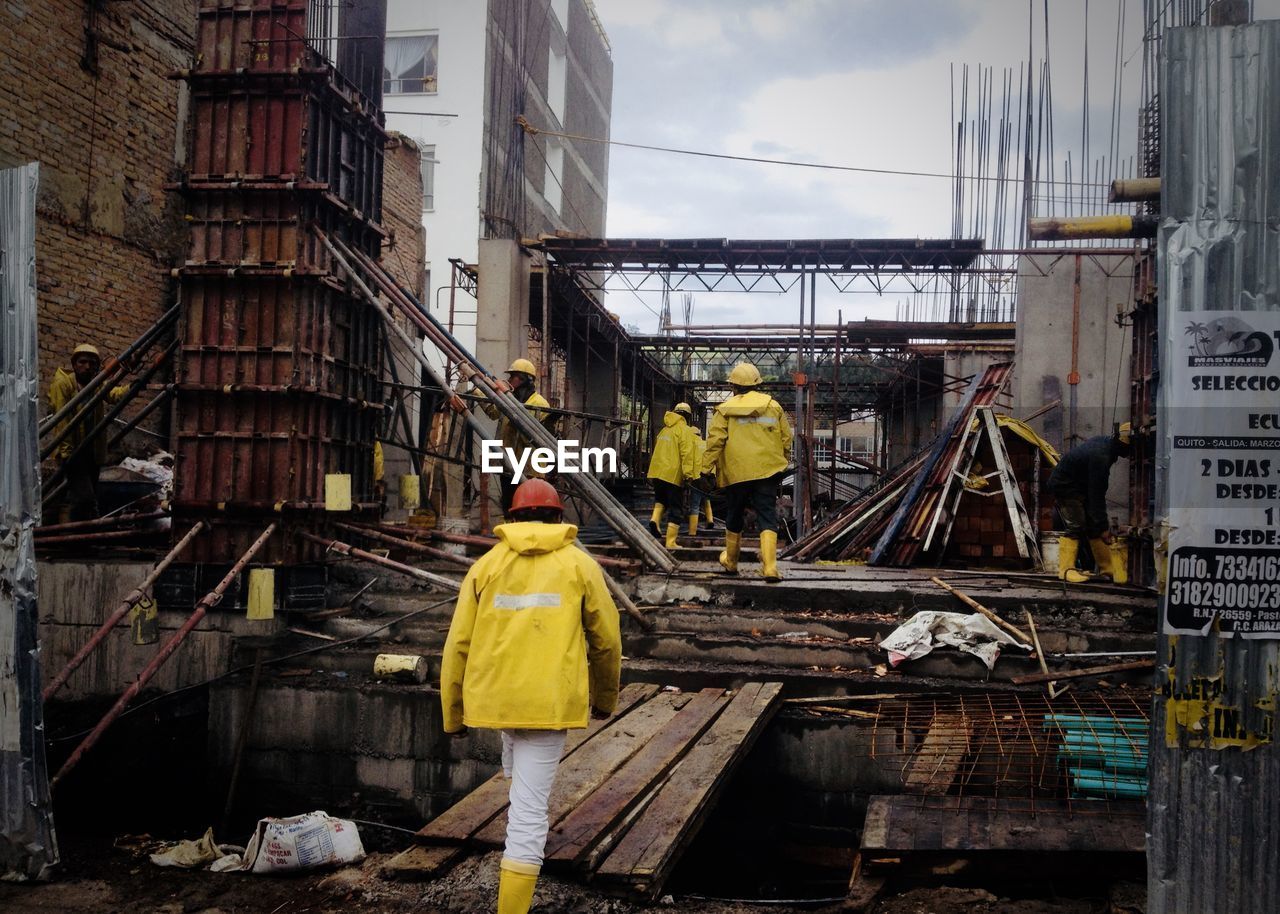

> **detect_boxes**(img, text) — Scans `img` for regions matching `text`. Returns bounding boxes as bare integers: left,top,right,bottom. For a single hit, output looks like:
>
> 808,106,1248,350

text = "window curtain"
385,36,426,81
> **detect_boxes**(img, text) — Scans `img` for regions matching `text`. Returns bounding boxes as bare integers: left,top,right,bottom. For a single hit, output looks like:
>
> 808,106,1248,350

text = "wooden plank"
471,689,692,848
903,710,970,795
414,682,658,845
595,681,784,899
860,795,1146,854
542,688,728,866
1011,659,1154,685
382,843,467,881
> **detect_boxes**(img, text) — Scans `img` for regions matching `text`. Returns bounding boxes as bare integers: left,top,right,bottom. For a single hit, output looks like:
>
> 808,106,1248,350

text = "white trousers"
500,728,567,866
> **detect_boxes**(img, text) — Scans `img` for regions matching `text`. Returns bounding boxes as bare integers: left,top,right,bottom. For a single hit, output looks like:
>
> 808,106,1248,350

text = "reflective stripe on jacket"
440,521,622,732
702,390,792,486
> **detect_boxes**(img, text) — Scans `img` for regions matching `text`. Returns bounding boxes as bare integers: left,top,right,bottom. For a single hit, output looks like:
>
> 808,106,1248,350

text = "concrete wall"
1013,252,1134,515
209,679,502,827
475,239,532,380
37,561,281,702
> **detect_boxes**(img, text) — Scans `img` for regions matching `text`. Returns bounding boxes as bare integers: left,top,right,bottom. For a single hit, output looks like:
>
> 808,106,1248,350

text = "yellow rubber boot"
498,858,539,914
760,529,782,583
1057,537,1091,583
688,515,699,537
704,500,714,524
1089,539,1116,582
665,522,680,550
719,531,741,575
649,504,664,538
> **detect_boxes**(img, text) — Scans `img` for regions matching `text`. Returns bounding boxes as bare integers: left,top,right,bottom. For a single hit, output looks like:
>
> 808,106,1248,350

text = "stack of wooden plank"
785,361,1016,566
385,681,784,900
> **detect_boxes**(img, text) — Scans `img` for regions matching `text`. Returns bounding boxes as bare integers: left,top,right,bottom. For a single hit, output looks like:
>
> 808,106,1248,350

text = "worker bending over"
701,362,792,582
46,343,127,521
646,401,697,549
440,479,621,914
466,358,559,518
1048,422,1131,584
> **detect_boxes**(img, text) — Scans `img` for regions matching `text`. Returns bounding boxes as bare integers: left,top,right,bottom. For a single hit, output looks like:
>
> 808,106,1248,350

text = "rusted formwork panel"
178,277,380,398
185,83,384,225
194,0,310,74
174,0,388,565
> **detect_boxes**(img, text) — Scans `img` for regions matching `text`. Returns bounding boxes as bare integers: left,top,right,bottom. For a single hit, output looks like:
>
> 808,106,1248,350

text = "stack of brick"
943,429,1054,568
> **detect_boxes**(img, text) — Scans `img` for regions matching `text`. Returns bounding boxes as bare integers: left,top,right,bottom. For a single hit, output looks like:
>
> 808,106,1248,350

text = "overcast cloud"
589,0,1280,329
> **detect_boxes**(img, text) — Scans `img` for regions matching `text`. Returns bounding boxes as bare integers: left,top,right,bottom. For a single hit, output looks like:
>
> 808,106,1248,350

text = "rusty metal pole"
335,521,472,568
831,310,841,502
299,531,462,591
42,522,205,702
541,255,550,391
51,523,276,788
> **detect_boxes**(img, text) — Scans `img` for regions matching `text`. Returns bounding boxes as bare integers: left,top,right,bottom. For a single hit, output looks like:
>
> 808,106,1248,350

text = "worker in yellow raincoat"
700,362,792,582
46,343,127,521
685,419,715,537
645,402,697,549
464,358,559,518
440,479,621,914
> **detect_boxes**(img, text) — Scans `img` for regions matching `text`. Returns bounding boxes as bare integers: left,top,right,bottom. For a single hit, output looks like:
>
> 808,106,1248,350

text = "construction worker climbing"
440,479,621,914
700,362,792,582
466,358,559,518
46,343,128,522
1048,421,1131,584
646,401,697,549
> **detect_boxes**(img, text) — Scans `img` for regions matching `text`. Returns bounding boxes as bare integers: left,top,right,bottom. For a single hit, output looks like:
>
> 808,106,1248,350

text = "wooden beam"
1011,659,1154,685
903,710,970,794
542,688,728,866
595,682,784,899
472,689,691,848
412,682,658,846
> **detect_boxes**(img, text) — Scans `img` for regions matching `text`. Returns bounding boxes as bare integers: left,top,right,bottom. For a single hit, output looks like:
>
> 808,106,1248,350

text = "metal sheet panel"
1150,21,1280,914
0,162,59,879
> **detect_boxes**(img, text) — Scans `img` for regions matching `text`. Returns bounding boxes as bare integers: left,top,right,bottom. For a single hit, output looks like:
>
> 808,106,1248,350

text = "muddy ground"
0,835,1143,914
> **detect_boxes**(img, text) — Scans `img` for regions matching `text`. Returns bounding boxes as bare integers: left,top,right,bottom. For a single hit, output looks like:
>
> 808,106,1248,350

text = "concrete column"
476,239,530,375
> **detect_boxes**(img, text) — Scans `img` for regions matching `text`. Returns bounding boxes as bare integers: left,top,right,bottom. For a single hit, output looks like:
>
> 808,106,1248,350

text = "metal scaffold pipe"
1027,215,1157,241
38,303,179,438
321,231,676,572
42,522,206,702
1108,177,1161,203
51,523,276,788
299,531,462,591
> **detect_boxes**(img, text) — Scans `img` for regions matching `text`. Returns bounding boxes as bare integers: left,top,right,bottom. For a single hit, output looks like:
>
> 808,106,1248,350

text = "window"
543,138,564,213
418,143,436,212
384,34,438,94
551,0,569,29
547,38,567,123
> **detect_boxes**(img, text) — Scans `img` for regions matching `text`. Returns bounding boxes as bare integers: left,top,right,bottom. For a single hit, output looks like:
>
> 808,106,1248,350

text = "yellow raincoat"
440,521,622,732
46,367,127,463
702,390,792,486
646,411,697,485
479,388,557,452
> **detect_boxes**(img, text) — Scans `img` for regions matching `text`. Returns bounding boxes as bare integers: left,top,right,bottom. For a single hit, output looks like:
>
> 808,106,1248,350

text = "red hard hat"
510,478,563,513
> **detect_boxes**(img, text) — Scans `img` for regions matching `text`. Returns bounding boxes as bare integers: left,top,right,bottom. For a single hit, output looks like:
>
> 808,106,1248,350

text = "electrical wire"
517,121,1114,188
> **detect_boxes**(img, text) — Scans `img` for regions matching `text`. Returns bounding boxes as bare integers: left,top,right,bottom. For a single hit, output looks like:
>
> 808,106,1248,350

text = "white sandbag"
238,811,365,873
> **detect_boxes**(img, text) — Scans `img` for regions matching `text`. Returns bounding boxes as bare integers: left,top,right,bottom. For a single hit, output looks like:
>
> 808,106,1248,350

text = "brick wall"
381,133,426,300
0,0,192,409
378,132,426,511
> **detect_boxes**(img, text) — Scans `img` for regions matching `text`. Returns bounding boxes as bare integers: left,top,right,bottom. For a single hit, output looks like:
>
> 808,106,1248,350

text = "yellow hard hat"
727,362,763,387
72,343,101,360
507,358,536,377
673,402,692,416
1118,421,1132,445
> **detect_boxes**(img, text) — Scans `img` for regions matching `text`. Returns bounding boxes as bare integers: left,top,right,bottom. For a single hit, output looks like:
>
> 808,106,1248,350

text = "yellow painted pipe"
1028,214,1158,241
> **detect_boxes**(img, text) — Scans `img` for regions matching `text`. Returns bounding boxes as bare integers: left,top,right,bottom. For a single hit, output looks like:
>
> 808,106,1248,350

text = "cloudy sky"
588,0,1279,330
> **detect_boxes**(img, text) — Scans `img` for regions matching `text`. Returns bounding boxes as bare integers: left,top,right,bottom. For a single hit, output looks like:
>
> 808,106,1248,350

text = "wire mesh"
843,690,1149,819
